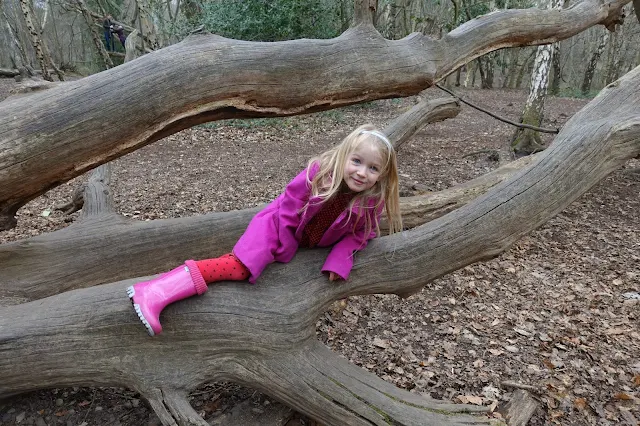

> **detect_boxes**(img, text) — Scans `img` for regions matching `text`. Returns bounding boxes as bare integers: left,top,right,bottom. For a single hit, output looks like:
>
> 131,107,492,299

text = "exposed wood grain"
498,390,539,426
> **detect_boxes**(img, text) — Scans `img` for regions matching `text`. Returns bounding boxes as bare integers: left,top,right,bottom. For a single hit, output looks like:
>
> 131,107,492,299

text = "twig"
501,380,543,394
461,149,498,158
81,389,97,424
435,84,560,134
113,408,136,425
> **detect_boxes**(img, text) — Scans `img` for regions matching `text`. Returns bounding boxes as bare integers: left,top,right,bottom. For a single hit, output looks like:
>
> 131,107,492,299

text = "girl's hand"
329,272,342,282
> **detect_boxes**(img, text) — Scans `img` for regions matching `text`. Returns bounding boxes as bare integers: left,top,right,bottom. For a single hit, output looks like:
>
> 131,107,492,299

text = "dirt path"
1,78,638,426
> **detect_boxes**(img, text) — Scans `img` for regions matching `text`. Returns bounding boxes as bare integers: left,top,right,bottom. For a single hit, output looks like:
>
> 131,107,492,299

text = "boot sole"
126,286,156,336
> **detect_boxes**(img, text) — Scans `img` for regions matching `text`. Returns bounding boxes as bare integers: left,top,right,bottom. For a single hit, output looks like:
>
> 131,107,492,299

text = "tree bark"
18,0,52,81
548,0,569,95
514,48,536,89
604,15,626,85
135,0,160,50
510,0,563,156
0,0,630,230
0,67,20,77
1,151,540,303
1,63,639,425
1,7,33,76
76,0,113,69
549,42,562,95
581,29,610,95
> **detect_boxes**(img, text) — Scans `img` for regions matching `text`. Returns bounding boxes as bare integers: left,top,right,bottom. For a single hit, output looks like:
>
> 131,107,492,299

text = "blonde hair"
305,124,402,238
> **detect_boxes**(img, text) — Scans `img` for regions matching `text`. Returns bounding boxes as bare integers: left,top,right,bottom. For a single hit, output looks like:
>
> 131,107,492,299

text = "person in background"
112,24,127,49
102,14,114,51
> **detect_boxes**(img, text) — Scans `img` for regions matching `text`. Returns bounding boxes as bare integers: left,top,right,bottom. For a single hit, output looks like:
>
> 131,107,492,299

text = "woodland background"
1,0,640,94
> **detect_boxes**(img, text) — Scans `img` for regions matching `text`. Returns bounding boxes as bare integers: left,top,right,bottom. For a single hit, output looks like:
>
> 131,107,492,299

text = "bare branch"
435,84,560,133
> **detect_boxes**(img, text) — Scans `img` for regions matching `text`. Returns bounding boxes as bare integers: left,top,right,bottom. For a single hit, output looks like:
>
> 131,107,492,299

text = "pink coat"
233,163,382,283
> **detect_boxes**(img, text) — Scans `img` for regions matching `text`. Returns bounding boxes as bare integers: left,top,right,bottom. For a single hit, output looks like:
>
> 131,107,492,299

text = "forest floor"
0,77,639,426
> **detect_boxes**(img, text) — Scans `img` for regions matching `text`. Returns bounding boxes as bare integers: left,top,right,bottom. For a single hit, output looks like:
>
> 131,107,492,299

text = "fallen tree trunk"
1,64,639,425
0,0,629,230
0,153,536,301
0,95,462,302
0,68,19,77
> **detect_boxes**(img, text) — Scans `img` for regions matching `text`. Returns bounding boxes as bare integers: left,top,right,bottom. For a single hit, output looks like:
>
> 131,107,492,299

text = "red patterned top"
299,192,355,248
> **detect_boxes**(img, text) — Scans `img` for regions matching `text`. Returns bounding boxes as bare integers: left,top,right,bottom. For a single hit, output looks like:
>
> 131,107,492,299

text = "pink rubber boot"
126,260,207,336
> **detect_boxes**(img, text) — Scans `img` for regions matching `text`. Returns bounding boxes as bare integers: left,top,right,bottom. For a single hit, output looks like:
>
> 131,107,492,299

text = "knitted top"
299,192,355,248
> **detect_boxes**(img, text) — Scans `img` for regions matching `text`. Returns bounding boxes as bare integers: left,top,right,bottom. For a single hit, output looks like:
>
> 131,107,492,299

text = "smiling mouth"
352,178,364,185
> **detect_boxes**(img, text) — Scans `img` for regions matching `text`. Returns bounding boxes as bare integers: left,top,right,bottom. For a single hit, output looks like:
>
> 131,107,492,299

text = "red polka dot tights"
195,253,249,284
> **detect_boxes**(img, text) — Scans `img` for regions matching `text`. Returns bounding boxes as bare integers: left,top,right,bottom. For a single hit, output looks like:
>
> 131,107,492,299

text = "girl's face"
343,141,384,192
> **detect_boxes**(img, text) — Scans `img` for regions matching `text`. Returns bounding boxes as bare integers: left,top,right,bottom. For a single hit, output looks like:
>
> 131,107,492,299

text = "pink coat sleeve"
274,166,313,261
321,203,382,280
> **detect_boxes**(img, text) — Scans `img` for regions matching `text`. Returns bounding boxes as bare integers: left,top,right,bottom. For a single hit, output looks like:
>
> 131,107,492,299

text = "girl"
127,124,403,336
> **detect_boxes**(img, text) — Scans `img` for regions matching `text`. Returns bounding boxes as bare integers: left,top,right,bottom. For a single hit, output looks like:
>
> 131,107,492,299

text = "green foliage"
466,3,490,18
198,0,343,41
555,88,599,99
316,109,344,122
199,117,298,129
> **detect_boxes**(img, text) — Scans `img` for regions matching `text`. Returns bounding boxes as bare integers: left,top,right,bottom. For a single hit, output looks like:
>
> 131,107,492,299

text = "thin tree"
18,0,52,80
510,0,563,156
581,28,610,95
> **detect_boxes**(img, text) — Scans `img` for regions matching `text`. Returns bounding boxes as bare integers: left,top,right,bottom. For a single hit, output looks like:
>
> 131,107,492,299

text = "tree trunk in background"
482,53,495,88
581,29,609,95
604,27,622,84
29,0,64,80
477,56,487,87
511,0,563,156
549,0,570,95
76,0,113,69
514,48,536,89
381,0,396,38
18,0,52,80
135,0,160,50
1,7,34,76
511,42,554,154
549,42,562,95
20,0,64,80
503,49,520,88
606,10,628,84
464,60,475,87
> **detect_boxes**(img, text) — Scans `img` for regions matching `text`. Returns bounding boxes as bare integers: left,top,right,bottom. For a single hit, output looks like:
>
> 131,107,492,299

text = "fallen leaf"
574,397,587,410
457,395,483,405
605,327,628,335
372,337,389,349
614,392,634,400
550,410,564,419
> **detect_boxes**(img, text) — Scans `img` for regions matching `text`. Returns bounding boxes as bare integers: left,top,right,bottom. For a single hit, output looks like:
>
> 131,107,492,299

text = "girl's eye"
370,166,379,173
352,158,361,164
